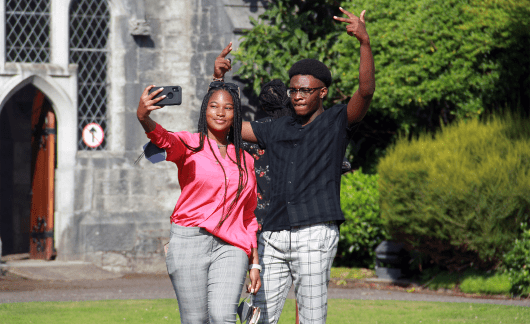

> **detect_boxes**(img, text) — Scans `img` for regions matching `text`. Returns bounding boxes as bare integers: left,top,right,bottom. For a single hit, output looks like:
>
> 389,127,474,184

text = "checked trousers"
165,223,248,324
254,222,339,324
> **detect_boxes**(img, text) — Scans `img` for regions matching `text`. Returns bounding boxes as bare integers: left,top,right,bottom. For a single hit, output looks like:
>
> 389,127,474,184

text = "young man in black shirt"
214,7,374,324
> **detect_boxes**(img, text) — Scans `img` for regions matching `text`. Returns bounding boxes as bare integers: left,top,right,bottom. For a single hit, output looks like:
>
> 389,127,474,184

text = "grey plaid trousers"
254,222,339,324
165,223,248,324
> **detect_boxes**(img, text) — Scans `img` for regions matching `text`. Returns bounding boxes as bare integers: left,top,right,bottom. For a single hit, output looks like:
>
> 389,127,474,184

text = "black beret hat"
288,59,332,87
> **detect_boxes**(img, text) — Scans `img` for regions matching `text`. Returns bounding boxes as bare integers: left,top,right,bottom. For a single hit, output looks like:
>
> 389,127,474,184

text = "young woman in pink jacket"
137,81,261,323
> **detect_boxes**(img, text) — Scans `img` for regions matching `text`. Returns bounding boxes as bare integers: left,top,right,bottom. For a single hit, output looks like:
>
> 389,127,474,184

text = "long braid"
179,87,249,231
215,87,249,230
218,87,249,229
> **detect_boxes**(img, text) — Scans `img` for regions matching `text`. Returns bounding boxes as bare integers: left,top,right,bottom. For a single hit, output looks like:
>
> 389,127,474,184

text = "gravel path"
1,271,529,307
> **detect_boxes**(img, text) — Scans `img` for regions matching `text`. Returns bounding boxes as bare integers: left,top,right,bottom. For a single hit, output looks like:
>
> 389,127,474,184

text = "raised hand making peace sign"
213,42,233,80
333,7,370,44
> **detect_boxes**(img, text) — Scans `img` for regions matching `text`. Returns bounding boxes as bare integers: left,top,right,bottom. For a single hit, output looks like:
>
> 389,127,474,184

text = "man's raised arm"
334,8,375,125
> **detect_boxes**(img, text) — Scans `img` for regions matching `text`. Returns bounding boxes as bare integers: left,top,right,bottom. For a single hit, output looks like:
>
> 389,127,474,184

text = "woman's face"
206,89,234,137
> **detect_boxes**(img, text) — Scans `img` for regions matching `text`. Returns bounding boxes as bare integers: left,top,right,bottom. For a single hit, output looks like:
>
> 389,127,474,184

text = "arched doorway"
0,84,56,260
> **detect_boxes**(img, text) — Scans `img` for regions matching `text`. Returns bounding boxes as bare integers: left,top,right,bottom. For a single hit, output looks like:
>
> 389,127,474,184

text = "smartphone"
148,86,182,106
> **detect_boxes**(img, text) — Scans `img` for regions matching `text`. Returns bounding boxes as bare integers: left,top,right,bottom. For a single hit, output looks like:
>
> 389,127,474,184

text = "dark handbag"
237,293,261,324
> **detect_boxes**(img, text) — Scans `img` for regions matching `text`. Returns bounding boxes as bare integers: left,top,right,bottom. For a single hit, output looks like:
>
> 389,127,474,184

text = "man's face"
288,75,326,118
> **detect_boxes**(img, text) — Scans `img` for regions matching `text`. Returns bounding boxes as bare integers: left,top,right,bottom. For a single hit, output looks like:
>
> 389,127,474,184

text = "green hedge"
378,113,530,271
336,171,388,268
459,271,512,295
420,268,512,295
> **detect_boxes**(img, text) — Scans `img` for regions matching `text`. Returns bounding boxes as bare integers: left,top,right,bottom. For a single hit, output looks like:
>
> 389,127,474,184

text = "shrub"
420,268,459,291
459,271,511,295
336,170,389,268
503,222,530,296
420,268,512,295
378,113,530,272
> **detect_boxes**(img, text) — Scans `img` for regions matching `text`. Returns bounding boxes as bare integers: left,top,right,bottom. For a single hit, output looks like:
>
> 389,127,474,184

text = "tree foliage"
234,0,530,171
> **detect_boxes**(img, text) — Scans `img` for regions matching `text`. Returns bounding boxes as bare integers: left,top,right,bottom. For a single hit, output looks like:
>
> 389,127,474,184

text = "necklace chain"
208,136,228,148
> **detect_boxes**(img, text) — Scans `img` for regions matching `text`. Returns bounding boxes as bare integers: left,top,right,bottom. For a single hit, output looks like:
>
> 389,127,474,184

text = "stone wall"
73,152,179,272
0,0,266,271
68,0,266,272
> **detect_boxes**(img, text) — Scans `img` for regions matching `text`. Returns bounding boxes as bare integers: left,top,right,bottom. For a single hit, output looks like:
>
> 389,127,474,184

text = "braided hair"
179,86,248,231
259,79,294,119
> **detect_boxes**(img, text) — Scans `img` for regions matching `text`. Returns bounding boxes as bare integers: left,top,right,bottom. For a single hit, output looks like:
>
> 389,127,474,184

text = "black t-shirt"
250,104,356,231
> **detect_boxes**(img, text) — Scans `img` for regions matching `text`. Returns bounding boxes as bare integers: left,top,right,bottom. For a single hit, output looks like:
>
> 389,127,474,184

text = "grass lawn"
331,267,375,280
1,299,529,323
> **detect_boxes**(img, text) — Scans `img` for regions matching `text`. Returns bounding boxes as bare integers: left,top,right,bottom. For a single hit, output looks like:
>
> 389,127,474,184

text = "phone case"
148,86,182,106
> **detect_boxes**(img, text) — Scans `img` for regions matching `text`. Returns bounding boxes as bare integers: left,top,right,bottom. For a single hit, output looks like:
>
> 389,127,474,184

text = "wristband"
212,75,224,82
249,264,262,272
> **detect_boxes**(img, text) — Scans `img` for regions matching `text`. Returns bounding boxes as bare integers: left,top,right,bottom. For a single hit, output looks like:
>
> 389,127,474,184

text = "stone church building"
0,0,267,272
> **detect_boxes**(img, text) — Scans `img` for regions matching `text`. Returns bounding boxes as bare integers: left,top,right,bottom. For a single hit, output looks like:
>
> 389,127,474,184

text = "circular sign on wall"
82,123,105,148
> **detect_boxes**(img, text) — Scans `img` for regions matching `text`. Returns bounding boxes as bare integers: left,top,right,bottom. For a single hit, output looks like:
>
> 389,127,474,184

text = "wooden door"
29,91,56,260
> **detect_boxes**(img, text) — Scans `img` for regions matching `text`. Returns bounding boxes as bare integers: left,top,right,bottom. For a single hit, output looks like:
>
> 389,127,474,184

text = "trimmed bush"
336,170,389,268
503,222,530,296
420,268,459,290
378,113,530,271
420,268,512,295
459,272,511,295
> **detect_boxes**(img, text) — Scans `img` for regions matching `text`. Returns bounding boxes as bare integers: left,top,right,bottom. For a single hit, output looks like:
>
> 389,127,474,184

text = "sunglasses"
209,81,240,98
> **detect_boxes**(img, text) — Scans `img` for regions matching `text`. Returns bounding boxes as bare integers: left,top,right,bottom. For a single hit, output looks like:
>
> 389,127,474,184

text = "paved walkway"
1,259,529,307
